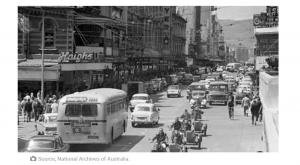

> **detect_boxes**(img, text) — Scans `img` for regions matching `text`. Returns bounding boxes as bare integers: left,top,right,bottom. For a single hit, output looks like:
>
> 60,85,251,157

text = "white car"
131,103,160,127
129,93,152,112
167,85,181,98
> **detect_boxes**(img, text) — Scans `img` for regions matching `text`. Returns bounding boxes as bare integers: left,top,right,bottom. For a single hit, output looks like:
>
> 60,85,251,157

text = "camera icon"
30,156,37,161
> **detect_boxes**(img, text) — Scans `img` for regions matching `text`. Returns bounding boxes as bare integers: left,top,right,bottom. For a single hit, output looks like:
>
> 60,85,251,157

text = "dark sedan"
23,135,69,152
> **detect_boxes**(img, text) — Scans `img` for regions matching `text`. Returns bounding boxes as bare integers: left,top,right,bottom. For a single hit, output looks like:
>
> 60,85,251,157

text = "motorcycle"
150,141,168,152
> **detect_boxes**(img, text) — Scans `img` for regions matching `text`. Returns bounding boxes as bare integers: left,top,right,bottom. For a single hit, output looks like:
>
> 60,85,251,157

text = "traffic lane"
128,90,191,152
198,104,264,152
69,135,145,152
69,90,189,152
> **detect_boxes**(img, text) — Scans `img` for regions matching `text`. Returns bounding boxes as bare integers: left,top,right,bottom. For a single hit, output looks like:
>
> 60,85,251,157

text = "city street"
65,88,264,152
18,79,265,152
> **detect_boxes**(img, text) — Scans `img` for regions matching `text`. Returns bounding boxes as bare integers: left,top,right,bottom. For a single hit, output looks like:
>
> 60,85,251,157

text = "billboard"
255,56,269,70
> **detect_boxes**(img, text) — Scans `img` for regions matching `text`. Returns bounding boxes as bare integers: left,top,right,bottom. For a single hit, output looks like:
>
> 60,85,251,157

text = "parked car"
23,135,69,152
129,93,152,112
167,85,181,98
131,103,160,127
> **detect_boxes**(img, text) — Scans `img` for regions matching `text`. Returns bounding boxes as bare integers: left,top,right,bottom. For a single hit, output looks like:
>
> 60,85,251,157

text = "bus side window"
107,104,111,115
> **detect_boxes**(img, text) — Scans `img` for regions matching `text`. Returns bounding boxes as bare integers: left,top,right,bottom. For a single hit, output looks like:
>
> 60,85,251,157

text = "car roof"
135,103,154,107
132,93,149,97
30,135,57,140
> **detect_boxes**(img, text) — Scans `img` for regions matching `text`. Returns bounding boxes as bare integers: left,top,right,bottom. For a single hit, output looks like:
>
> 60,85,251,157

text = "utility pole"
41,11,45,104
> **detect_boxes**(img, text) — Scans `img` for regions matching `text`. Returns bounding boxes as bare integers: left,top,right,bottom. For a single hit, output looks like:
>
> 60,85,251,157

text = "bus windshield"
65,104,98,117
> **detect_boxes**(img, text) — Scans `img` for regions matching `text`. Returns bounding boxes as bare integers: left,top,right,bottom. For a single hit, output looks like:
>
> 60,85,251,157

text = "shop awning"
60,63,112,71
18,59,60,81
143,48,161,58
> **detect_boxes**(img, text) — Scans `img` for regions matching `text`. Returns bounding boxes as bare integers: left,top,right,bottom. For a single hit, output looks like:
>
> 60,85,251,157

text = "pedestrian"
241,95,251,116
24,98,33,122
250,97,262,125
257,98,263,122
227,92,235,120
51,99,59,113
32,98,38,122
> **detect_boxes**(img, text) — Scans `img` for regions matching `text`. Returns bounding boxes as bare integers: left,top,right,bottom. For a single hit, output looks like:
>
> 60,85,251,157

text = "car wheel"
131,122,136,127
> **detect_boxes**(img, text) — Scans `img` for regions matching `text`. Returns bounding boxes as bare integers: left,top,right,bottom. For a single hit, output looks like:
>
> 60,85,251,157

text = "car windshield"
28,139,54,150
192,92,205,97
189,85,205,90
132,96,148,100
210,85,228,92
169,86,179,90
136,106,150,112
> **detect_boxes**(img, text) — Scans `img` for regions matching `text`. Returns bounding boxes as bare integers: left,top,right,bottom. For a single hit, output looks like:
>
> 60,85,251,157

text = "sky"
216,6,266,20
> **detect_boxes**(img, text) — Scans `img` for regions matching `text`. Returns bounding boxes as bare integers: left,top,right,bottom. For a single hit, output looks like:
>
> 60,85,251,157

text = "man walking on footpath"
250,97,262,125
227,92,235,120
24,98,33,122
241,95,251,116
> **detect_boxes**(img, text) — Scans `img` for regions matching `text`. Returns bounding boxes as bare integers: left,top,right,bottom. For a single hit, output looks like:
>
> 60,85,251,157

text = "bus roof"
60,88,127,104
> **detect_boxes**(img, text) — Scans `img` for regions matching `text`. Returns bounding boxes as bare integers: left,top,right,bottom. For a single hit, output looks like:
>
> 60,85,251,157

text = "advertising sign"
253,6,278,28
256,56,269,70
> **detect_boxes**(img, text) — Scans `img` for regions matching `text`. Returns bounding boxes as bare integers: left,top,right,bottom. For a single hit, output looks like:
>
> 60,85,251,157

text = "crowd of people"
18,91,62,123
227,92,263,125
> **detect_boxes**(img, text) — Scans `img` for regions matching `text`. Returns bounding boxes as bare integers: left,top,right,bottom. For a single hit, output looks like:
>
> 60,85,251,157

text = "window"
43,19,56,48
65,104,98,117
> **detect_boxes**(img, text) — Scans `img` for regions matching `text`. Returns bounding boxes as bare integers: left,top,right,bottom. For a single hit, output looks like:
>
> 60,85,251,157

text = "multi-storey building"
235,45,249,62
253,6,278,71
18,6,127,96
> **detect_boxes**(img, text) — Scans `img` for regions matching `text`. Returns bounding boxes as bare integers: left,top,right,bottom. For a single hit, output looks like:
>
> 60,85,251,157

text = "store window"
44,18,57,48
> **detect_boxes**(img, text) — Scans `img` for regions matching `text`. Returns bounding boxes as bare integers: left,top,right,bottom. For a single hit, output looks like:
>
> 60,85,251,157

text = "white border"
1,0,300,165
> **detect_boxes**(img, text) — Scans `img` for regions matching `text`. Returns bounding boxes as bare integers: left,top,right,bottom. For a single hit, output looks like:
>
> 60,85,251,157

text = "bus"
57,88,128,144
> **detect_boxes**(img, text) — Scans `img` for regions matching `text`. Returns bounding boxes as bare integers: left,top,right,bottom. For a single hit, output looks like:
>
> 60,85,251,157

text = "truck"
207,81,229,105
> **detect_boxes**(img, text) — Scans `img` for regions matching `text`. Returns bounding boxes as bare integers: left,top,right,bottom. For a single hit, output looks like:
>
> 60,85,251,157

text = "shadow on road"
133,123,164,128
156,105,174,108
18,138,28,152
69,135,145,152
189,146,207,150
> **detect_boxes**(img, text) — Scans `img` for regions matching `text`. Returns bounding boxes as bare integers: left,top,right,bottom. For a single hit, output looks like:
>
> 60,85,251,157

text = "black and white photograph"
16,5,279,153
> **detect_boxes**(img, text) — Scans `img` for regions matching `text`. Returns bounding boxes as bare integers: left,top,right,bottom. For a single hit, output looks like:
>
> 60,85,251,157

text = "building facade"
253,6,278,70
18,6,128,96
235,45,249,63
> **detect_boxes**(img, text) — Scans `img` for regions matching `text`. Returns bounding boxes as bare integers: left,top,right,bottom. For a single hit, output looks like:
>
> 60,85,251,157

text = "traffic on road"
19,64,264,152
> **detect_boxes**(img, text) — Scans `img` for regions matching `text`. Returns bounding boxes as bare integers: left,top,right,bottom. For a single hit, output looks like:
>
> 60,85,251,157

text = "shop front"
18,59,60,96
